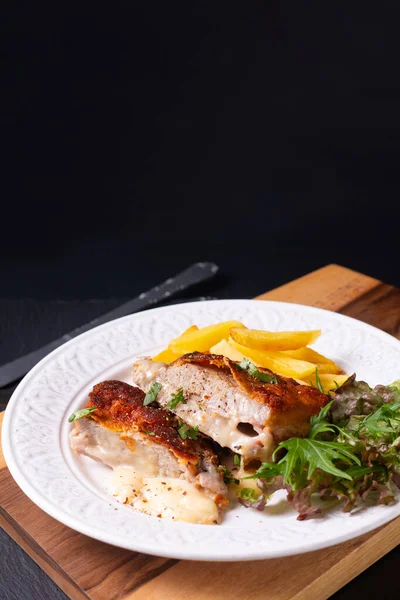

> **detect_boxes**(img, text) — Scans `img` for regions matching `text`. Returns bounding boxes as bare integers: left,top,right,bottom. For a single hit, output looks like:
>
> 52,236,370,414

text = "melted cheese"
174,410,274,463
235,464,259,495
108,467,219,524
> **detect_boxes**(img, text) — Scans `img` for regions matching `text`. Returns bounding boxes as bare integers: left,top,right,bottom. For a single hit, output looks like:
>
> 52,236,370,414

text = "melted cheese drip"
108,467,219,525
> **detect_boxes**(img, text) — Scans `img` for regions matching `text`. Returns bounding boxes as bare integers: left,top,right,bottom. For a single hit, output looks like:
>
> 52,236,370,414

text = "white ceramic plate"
3,300,400,561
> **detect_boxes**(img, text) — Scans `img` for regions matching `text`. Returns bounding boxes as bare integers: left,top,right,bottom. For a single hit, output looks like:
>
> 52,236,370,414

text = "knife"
0,262,219,388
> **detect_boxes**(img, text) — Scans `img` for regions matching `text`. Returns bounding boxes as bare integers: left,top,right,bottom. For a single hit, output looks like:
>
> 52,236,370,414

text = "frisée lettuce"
239,377,400,520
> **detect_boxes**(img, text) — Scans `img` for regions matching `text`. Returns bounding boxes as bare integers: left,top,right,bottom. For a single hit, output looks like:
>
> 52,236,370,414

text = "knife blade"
0,262,219,388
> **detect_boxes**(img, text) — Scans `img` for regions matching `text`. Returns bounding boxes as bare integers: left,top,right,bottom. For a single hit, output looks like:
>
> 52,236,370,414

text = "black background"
1,2,399,599
1,1,400,301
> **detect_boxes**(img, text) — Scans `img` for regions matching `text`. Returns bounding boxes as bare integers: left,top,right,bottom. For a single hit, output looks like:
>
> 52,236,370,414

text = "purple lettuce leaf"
331,375,400,424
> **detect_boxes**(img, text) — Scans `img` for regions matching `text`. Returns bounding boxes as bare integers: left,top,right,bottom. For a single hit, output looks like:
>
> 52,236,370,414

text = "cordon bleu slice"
69,380,228,524
132,352,329,466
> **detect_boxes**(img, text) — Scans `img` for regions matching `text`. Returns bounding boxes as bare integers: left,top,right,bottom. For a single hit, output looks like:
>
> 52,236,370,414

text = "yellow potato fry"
209,339,246,362
303,373,350,394
169,321,244,355
229,340,318,379
152,347,180,363
311,362,343,375
230,327,321,351
183,325,199,334
174,325,199,339
152,326,199,362
283,347,342,373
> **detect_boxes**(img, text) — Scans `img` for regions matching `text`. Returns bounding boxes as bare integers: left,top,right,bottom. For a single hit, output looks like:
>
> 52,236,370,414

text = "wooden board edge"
293,518,400,600
256,264,380,310
122,518,400,600
0,410,6,469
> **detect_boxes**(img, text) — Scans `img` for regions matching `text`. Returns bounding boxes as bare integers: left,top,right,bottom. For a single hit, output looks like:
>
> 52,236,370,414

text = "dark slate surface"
0,528,68,600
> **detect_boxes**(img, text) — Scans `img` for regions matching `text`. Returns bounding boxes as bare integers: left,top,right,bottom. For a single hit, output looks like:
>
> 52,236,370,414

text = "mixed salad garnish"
240,375,400,519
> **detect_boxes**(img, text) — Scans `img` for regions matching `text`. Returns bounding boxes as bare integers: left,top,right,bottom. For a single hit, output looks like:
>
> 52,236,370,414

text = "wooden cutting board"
1,263,400,600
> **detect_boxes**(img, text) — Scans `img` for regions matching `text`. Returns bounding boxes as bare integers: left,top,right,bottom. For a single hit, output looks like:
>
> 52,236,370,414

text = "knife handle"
63,262,219,340
0,262,219,388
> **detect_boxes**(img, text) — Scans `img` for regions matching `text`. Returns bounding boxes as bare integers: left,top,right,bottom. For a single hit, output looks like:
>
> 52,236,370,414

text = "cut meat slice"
69,380,228,524
132,352,329,465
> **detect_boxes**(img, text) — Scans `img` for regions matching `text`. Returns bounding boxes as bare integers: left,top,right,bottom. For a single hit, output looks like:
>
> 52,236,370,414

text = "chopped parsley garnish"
143,382,162,406
143,430,156,436
240,488,257,500
68,407,97,422
233,454,241,466
236,358,278,384
220,465,240,485
178,423,199,440
165,388,186,410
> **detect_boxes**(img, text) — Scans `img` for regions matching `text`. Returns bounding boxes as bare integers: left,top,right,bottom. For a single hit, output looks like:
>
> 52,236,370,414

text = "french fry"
283,347,342,373
178,325,199,337
209,339,246,362
152,326,199,362
154,322,347,386
229,340,318,379
309,362,343,374
152,347,180,363
303,373,350,394
168,321,244,355
230,327,321,351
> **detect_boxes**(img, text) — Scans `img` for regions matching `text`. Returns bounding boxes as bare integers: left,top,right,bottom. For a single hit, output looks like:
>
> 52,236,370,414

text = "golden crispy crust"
173,352,329,439
86,380,202,463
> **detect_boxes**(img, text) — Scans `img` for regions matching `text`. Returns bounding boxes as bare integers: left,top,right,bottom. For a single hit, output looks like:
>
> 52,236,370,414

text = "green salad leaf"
248,437,359,488
356,400,400,439
314,367,324,393
240,375,400,520
308,400,338,439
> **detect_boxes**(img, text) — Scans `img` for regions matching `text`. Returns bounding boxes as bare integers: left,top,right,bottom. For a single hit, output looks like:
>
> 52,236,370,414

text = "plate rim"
2,298,400,561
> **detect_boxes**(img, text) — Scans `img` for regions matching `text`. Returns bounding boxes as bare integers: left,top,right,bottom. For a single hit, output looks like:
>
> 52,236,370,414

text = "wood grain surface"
1,263,399,600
